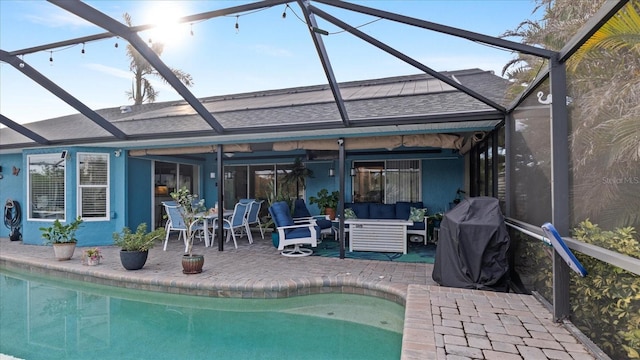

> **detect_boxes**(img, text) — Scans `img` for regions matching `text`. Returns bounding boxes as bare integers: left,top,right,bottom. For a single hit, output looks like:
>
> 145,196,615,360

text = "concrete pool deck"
0,236,599,359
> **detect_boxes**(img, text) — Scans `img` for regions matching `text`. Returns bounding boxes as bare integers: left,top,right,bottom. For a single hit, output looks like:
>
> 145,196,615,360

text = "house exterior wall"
6,144,465,245
0,153,24,238
19,147,124,246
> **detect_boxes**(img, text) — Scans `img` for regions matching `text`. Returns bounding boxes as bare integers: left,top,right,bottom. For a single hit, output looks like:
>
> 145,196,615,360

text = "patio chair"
245,200,265,239
162,203,206,252
292,199,334,239
212,201,252,249
161,200,177,233
269,201,317,257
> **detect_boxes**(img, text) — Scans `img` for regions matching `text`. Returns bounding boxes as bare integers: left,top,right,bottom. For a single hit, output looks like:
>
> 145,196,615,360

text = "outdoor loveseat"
343,201,428,243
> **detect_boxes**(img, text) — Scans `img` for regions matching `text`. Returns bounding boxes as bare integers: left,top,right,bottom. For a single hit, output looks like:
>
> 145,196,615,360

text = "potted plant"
170,186,206,274
40,216,83,261
309,188,340,220
112,223,165,270
82,247,103,266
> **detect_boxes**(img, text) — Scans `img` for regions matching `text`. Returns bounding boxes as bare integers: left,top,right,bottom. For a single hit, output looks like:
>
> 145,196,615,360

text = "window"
352,160,421,203
222,163,296,209
28,153,66,220
78,153,109,220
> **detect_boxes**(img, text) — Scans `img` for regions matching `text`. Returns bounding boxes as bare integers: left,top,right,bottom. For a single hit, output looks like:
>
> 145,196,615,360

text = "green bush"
112,223,165,252
571,220,639,359
514,219,639,359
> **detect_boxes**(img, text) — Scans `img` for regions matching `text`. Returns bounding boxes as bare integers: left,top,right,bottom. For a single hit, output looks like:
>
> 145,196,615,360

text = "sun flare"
143,2,189,48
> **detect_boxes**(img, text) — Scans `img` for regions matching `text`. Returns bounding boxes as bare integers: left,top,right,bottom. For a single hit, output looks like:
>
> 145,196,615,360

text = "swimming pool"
0,268,404,359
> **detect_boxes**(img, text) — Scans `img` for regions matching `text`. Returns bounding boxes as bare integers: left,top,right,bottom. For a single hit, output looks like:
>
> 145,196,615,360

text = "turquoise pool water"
0,268,404,359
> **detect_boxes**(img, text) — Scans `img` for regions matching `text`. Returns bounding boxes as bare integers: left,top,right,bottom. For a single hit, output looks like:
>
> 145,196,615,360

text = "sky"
0,0,542,125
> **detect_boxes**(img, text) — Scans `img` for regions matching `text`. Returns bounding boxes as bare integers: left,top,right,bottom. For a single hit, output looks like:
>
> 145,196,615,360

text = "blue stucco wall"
0,153,25,238
17,148,126,246
423,158,464,214
202,153,218,206
4,145,466,247
290,151,464,217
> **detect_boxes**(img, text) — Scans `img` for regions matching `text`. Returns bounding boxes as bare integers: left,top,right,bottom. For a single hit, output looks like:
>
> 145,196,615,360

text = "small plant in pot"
170,186,206,274
40,216,83,261
309,188,340,220
112,223,165,270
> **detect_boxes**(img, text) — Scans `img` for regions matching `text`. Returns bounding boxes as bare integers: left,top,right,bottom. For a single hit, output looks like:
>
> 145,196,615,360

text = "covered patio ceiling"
0,0,627,152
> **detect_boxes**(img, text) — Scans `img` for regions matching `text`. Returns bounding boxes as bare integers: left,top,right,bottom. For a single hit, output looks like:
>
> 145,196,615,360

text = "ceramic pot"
120,250,149,270
86,257,100,266
52,242,76,261
182,254,204,274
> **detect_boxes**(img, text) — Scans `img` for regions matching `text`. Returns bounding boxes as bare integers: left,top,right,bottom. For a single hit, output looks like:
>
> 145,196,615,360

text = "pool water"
0,269,404,359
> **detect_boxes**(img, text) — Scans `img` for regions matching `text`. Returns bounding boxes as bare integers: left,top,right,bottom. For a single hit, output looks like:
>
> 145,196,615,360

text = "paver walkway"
0,236,600,359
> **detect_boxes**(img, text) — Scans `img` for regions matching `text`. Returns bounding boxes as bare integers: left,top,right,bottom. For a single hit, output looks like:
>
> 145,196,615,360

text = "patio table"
199,210,233,247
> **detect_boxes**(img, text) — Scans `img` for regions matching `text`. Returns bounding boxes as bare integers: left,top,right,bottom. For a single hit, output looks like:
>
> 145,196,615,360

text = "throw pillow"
344,208,357,219
408,207,427,222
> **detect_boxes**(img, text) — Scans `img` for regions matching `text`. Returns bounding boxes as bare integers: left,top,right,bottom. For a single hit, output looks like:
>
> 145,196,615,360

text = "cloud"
253,44,293,58
84,63,131,80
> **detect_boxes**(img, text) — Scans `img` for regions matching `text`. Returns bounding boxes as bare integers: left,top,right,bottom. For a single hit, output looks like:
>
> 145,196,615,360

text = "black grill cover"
432,197,510,292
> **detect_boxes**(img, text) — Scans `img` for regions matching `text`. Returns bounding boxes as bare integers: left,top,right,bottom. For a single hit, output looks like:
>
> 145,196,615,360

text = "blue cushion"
396,202,423,220
370,204,396,219
269,201,294,227
348,203,370,219
287,227,312,239
408,222,426,230
315,218,332,229
292,199,312,218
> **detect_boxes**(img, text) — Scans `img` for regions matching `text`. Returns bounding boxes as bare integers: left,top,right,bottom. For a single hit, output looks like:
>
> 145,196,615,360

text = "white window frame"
77,152,110,221
352,159,422,203
27,153,67,222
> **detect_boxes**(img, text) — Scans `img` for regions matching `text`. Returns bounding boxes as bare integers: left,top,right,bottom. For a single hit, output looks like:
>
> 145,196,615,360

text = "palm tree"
123,13,194,104
502,0,640,230
281,157,314,199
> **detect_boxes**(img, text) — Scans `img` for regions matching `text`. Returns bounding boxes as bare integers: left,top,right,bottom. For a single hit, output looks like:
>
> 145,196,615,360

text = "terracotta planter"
182,254,204,274
120,250,149,270
52,242,76,261
325,208,336,220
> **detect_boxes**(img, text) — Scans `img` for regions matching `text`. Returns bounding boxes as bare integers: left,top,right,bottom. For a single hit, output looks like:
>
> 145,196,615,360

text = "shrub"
571,220,639,359
515,219,639,359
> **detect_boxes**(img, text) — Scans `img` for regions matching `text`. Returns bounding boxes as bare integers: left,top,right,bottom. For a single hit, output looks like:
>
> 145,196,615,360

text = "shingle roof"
0,68,508,150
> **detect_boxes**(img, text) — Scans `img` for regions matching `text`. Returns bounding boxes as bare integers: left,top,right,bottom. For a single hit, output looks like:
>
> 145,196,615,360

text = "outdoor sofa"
343,201,429,243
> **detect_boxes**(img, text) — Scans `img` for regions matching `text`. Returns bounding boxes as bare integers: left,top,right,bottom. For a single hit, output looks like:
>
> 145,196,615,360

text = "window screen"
28,154,66,220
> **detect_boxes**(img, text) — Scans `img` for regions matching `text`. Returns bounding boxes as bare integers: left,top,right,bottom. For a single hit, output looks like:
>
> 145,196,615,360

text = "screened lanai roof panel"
112,73,463,122
0,69,507,148
2,113,114,144
343,92,495,121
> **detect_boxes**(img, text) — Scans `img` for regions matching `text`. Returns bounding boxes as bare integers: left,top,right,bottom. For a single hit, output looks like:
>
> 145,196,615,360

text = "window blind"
78,153,109,219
